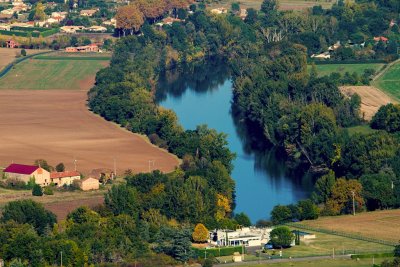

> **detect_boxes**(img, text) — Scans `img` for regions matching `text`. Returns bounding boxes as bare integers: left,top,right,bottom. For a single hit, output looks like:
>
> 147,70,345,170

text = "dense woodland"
1,0,400,265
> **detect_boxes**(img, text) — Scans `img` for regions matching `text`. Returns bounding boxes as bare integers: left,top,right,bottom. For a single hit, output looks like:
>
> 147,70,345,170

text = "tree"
231,2,240,15
32,184,43,196
33,159,53,172
297,199,319,220
325,178,364,215
395,242,400,257
269,226,294,248
192,223,208,243
104,184,139,218
55,162,65,172
371,104,400,133
234,212,252,227
34,2,46,21
313,170,335,203
21,49,26,56
1,199,56,235
271,205,292,225
116,5,145,36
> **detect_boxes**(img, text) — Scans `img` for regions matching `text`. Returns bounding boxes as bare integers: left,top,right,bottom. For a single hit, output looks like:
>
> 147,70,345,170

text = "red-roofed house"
50,171,80,187
6,39,19,48
3,163,50,186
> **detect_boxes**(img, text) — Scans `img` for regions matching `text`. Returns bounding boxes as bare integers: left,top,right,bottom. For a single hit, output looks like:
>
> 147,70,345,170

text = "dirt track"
0,89,179,174
340,86,396,120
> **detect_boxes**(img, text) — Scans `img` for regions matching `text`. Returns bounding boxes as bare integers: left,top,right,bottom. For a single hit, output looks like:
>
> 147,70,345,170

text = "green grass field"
236,257,393,267
0,57,108,90
309,63,384,77
346,125,377,136
374,61,400,101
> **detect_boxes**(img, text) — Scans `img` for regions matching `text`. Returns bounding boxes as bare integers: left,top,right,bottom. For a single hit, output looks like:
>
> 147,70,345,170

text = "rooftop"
4,163,39,175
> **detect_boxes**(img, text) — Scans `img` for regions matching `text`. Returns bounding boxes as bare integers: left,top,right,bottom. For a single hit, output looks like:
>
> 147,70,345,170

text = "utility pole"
113,158,117,177
73,159,77,171
351,190,356,216
60,251,63,267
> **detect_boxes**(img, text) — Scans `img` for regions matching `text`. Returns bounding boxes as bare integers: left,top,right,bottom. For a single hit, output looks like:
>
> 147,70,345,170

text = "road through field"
0,89,178,174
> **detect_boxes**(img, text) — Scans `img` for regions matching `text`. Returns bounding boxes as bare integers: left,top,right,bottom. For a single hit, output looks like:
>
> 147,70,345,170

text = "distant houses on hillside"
2,163,100,191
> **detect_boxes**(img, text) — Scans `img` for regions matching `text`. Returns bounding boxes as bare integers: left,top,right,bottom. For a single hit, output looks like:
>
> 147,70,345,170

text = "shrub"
32,184,43,196
21,49,26,56
43,187,54,195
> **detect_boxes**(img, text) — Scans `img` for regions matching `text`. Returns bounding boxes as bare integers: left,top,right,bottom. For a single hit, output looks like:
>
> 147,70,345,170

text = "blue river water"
156,61,311,223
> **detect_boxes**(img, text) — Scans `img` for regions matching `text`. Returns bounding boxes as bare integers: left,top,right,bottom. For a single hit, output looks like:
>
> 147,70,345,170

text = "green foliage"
20,49,26,57
234,212,252,227
1,199,56,235
105,184,139,218
269,226,294,248
55,162,65,172
43,186,53,195
193,246,244,258
33,159,53,172
271,205,292,225
371,104,400,133
32,184,43,196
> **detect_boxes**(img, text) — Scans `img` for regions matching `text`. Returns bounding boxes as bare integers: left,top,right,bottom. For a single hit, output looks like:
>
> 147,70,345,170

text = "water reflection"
156,59,311,222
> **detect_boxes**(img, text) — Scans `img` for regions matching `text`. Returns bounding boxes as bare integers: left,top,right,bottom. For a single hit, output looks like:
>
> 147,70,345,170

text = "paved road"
214,255,351,266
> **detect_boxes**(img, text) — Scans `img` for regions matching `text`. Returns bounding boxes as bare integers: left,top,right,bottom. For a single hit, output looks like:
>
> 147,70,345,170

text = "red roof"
4,163,39,175
50,171,80,179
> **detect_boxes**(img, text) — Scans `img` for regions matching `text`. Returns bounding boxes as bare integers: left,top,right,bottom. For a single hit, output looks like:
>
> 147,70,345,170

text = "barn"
3,163,50,186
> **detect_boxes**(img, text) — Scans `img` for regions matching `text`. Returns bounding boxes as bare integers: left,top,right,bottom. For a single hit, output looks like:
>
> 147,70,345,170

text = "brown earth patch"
340,86,396,120
297,209,400,243
0,89,179,174
44,196,104,221
0,48,49,71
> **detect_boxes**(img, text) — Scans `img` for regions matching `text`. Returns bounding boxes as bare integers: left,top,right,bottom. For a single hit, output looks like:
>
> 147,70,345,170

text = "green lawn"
0,58,108,90
374,61,400,101
346,125,377,136
309,63,384,77
235,257,393,267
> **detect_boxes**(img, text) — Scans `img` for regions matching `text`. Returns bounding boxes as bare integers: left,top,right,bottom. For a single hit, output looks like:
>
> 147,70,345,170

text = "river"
156,60,311,223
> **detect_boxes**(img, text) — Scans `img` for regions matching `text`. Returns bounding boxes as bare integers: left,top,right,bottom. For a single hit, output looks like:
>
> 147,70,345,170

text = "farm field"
340,85,396,120
293,209,400,244
310,63,384,77
374,60,400,101
235,257,393,267
208,0,334,11
346,125,377,136
0,47,50,71
0,54,179,175
0,57,108,90
0,187,105,220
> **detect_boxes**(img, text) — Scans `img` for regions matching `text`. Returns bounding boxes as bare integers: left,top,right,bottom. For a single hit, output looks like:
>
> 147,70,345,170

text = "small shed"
80,177,99,191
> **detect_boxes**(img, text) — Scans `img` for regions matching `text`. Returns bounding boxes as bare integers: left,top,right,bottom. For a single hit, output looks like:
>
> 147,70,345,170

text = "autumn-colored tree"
116,5,145,36
135,0,167,21
34,2,46,21
325,178,364,215
166,0,191,17
192,223,208,243
215,193,231,220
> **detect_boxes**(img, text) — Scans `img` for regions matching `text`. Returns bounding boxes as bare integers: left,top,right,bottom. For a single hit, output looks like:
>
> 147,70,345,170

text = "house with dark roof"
3,163,50,186
50,171,80,187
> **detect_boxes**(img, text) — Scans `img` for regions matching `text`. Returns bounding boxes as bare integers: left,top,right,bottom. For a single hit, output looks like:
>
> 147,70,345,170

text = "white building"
210,227,272,247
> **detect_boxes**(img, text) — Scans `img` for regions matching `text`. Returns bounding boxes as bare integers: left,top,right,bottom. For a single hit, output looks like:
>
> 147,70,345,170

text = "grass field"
374,61,400,101
346,125,377,135
309,63,384,77
208,0,334,10
235,257,393,267
293,210,400,244
0,57,108,90
0,48,50,71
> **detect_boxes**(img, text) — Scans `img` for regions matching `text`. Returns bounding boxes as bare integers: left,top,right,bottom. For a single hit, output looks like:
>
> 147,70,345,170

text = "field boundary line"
0,50,55,79
372,58,400,82
286,222,397,246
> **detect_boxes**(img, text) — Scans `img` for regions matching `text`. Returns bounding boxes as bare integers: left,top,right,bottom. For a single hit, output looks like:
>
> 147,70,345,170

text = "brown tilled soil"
44,196,104,221
0,89,179,174
0,48,49,71
298,209,400,243
340,86,396,120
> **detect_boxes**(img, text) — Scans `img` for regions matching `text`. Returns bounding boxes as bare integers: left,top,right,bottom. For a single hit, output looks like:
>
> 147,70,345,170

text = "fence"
285,222,397,246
